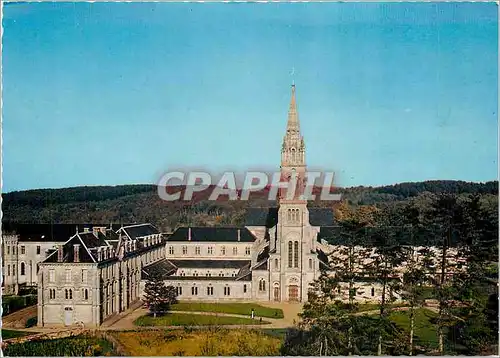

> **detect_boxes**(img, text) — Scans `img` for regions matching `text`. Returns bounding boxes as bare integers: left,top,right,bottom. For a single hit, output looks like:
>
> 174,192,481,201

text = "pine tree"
143,266,178,317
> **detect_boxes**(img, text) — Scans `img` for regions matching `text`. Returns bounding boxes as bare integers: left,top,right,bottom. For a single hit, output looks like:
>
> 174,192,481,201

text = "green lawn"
134,313,270,326
389,308,439,347
2,329,32,339
170,302,284,319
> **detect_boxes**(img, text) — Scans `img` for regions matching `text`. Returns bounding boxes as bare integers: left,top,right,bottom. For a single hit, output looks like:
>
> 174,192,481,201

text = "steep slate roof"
167,227,256,243
244,207,334,227
169,259,250,269
1,223,125,243
142,259,177,278
44,235,96,263
121,224,160,240
244,208,279,227
43,230,118,264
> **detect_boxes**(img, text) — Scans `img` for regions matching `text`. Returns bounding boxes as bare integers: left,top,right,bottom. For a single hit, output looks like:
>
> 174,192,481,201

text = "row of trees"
283,193,498,356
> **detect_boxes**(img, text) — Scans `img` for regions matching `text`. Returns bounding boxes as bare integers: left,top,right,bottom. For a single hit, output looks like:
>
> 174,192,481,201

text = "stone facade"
37,224,165,327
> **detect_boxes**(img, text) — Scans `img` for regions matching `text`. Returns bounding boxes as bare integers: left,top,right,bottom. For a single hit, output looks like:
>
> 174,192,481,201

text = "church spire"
286,84,300,134
281,84,305,168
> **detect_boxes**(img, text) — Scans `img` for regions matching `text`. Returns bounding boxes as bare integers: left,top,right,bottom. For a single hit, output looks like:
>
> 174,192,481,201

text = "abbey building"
149,85,332,302
8,85,337,328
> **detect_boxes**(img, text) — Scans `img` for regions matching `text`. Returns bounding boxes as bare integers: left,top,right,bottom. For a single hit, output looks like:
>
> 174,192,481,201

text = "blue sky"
2,2,498,192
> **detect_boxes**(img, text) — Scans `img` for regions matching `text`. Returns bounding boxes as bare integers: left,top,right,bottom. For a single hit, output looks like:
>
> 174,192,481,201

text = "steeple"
286,85,300,135
281,84,305,168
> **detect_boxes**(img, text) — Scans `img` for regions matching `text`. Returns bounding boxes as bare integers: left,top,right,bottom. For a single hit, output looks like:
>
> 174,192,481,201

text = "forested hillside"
2,180,497,231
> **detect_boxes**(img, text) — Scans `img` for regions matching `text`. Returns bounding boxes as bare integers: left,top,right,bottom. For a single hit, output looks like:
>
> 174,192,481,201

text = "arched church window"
288,242,293,268
294,241,299,268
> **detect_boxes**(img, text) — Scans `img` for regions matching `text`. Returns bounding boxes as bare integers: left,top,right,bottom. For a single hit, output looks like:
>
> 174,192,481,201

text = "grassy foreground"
134,312,270,326
389,308,439,347
111,328,281,356
3,335,115,357
171,302,284,318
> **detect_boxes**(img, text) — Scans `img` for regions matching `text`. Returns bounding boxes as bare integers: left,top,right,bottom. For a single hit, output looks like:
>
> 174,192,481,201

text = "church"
32,85,336,328
147,84,334,303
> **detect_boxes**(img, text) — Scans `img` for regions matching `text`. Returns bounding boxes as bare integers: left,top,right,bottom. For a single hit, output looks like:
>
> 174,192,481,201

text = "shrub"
25,317,38,328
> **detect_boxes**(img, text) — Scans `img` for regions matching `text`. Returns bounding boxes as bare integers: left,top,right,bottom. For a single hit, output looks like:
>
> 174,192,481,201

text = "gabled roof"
119,223,160,241
167,227,256,243
244,207,334,227
43,235,96,263
42,230,117,264
1,223,124,243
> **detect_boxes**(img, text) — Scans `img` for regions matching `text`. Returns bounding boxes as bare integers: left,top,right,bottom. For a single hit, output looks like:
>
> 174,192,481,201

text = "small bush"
25,316,38,328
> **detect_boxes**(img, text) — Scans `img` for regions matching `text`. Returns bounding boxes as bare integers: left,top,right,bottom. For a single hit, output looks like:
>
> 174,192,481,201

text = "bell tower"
273,84,315,303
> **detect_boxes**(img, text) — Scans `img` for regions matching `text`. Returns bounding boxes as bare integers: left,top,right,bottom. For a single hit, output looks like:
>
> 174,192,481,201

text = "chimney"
93,227,99,237
83,227,90,233
237,229,241,242
73,244,80,263
133,240,137,251
188,228,192,241
57,245,64,262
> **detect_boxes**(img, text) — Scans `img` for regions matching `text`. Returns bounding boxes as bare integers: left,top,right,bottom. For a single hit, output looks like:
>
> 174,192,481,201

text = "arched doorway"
273,284,280,302
288,285,299,302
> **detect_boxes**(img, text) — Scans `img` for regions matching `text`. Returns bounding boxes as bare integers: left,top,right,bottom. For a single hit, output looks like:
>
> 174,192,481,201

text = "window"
232,247,237,255
36,246,41,255
49,289,56,300
191,286,198,295
245,247,250,255
7,265,10,276
243,284,247,293
49,270,55,283
84,289,89,300
208,247,213,255
21,246,25,255
207,286,214,295
65,289,69,299
81,270,87,283
275,259,279,270
20,262,26,276
195,247,201,255
337,287,341,294
169,246,174,255
371,287,375,297
194,271,198,277
224,286,231,296
288,242,293,268
259,279,266,292
176,286,183,296
7,246,10,255
182,246,187,255
37,264,40,273
69,289,73,299
219,272,224,277
65,269,71,283
13,264,16,276
309,258,313,270
294,241,299,268
221,246,226,255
